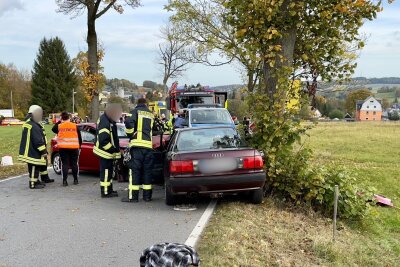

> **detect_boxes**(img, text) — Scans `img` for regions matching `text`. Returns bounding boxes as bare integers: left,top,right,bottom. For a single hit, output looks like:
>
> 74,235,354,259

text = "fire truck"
166,82,228,113
149,101,169,118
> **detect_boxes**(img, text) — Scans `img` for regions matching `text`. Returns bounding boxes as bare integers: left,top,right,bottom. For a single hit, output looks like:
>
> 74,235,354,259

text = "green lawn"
198,122,400,266
0,125,54,179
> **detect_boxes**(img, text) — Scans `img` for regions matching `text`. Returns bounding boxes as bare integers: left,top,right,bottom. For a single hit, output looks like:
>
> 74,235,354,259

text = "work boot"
73,179,79,185
41,176,54,183
109,191,118,197
101,192,118,198
63,180,68,187
121,196,138,203
143,190,152,202
29,182,45,189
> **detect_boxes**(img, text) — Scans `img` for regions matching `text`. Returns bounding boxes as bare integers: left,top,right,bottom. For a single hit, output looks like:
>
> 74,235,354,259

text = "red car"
51,123,169,182
164,126,265,205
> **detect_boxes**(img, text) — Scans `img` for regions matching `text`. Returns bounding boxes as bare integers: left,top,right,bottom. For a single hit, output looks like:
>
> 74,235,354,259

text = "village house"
356,96,382,121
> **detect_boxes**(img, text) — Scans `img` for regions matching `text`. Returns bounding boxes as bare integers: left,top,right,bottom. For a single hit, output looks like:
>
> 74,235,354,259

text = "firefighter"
23,107,54,184
122,98,154,203
18,105,49,189
93,103,122,198
52,112,82,186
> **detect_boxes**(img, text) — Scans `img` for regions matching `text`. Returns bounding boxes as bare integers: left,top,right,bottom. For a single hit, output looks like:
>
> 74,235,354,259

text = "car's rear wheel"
250,188,264,204
52,153,62,175
165,184,178,206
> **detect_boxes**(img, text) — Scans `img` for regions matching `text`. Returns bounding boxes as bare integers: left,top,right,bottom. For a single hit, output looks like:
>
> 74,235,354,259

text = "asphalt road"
0,170,208,267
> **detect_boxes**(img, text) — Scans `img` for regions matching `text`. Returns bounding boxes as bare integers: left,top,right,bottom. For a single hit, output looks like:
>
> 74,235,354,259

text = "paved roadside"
0,170,207,267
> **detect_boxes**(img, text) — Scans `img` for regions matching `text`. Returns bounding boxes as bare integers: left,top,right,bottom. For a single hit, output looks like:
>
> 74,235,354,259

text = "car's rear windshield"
175,128,247,152
190,109,232,124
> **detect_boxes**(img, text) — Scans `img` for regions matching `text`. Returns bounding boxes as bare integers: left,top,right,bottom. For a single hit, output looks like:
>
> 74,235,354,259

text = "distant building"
356,96,382,121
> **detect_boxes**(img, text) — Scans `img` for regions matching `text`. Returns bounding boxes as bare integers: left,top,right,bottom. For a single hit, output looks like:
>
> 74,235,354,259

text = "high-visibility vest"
58,121,80,149
129,110,154,149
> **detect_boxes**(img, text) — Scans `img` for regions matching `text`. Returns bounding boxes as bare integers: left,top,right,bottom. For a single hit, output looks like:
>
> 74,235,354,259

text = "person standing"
18,105,48,189
23,107,54,184
52,112,82,186
122,98,154,203
93,104,122,198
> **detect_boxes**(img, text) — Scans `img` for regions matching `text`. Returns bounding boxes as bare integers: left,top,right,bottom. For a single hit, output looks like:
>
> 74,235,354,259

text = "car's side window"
81,130,96,143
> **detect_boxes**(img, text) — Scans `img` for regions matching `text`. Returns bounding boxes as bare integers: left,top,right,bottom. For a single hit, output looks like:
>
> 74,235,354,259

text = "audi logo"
211,153,224,158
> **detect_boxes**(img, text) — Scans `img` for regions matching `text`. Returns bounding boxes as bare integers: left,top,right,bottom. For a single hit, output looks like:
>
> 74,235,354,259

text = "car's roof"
188,107,229,111
78,122,125,128
177,125,235,132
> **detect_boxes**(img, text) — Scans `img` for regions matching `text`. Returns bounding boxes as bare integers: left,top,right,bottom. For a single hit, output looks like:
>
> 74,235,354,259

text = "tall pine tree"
31,37,77,114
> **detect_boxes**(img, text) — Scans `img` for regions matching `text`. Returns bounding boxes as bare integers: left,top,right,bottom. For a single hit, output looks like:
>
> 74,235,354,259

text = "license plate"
198,158,237,174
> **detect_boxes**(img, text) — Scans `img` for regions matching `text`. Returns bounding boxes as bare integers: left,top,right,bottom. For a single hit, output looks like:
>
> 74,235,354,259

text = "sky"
0,0,399,86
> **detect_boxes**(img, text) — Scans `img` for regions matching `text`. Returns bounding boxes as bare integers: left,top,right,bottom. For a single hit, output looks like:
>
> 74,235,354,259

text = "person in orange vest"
52,112,82,186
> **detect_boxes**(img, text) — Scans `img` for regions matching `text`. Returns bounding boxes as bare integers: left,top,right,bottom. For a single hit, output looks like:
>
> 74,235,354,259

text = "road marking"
185,199,217,249
0,167,52,183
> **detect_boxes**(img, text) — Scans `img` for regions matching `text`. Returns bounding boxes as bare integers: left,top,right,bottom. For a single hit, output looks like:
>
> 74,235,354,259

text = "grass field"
0,125,54,179
198,122,400,266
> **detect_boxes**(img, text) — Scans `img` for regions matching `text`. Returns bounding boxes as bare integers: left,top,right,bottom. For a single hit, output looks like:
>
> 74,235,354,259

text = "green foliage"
388,110,400,121
345,88,373,113
31,37,77,114
328,109,345,119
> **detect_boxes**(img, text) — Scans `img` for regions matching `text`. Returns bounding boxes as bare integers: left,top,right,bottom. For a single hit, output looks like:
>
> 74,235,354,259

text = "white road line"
185,199,217,249
0,167,52,183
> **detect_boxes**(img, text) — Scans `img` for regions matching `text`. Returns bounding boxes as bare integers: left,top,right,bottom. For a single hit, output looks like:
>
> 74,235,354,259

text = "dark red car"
50,123,168,182
164,126,265,205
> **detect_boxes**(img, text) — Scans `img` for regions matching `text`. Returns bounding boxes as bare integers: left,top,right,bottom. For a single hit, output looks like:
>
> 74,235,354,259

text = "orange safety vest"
58,121,80,149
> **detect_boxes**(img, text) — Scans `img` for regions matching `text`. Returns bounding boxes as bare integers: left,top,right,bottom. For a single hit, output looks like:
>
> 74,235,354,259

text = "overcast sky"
0,0,399,86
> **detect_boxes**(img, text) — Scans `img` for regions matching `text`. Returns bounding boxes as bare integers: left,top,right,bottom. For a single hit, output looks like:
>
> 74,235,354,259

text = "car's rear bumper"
168,172,265,194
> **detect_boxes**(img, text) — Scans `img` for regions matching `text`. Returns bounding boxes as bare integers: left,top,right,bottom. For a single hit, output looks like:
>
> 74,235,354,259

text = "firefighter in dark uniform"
18,105,50,189
23,106,54,184
93,103,122,198
122,98,154,203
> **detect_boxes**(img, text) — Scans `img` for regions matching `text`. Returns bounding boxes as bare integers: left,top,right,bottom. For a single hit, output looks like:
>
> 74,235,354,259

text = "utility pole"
72,89,76,114
10,90,14,117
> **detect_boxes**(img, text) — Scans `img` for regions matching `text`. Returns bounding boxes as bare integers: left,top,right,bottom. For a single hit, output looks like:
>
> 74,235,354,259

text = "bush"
388,110,400,121
0,115,4,124
266,147,374,219
328,109,344,119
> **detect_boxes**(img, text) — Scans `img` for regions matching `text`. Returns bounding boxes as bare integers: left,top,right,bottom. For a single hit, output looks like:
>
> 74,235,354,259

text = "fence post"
333,185,339,242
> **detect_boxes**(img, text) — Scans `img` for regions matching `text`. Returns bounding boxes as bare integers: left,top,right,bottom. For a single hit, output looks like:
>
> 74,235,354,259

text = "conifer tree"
31,37,77,114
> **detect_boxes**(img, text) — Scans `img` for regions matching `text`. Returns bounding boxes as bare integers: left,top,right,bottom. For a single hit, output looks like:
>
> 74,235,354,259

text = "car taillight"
243,156,264,169
170,160,194,175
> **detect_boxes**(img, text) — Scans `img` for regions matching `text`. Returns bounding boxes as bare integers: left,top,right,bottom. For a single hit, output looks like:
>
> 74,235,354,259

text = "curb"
185,199,217,249
0,167,52,183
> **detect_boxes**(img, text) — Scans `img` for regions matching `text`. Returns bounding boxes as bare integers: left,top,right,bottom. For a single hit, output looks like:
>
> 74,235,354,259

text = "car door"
78,126,99,171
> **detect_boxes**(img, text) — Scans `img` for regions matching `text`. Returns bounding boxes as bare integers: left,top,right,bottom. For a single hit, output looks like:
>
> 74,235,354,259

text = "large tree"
56,0,141,121
158,23,192,92
167,0,389,200
31,37,77,114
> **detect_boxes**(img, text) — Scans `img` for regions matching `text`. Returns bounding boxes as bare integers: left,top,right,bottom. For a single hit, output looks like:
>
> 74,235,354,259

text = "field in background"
198,122,400,266
0,125,54,179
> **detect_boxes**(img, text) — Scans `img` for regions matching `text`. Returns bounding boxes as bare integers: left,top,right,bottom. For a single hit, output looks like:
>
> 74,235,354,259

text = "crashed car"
163,126,265,205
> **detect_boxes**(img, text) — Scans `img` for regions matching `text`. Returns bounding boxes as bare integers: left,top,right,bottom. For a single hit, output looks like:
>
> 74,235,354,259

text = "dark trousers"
39,158,49,180
28,163,40,188
59,149,79,181
100,158,115,195
128,148,154,199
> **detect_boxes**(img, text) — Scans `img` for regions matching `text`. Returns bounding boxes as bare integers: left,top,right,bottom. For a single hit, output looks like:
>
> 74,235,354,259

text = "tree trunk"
262,27,297,106
162,76,168,94
87,11,99,122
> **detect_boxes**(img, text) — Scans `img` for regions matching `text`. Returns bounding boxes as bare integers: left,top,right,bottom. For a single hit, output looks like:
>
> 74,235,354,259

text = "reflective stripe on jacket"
57,121,80,149
18,119,47,166
125,104,154,149
93,113,121,159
